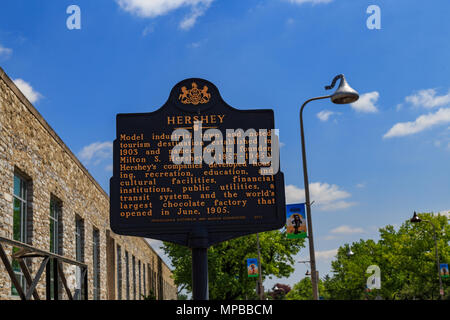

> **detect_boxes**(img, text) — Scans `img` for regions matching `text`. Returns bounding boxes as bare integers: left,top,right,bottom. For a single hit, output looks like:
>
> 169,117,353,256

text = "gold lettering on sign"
167,114,226,126
117,127,277,222
179,82,211,105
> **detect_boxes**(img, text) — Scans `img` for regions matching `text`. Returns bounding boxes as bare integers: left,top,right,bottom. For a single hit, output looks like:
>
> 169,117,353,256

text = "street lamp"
299,74,359,300
347,248,355,257
299,260,311,277
410,211,445,299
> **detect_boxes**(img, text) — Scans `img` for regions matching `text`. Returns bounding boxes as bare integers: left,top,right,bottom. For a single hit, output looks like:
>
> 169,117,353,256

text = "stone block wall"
0,67,176,300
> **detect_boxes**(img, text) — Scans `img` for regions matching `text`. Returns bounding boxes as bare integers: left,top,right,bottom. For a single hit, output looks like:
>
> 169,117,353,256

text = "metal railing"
0,236,88,300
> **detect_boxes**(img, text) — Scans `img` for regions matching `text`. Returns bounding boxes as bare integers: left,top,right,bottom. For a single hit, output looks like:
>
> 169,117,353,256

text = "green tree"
324,213,449,300
378,213,449,299
286,277,327,300
325,240,382,300
162,230,305,300
268,283,291,300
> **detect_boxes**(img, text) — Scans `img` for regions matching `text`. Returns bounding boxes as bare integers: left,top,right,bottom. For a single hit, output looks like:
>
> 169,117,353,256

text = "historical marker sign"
110,78,286,247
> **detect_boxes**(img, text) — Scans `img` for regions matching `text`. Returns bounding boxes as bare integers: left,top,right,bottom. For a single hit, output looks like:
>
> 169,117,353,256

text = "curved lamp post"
300,74,359,300
410,211,445,299
299,260,312,277
347,248,355,257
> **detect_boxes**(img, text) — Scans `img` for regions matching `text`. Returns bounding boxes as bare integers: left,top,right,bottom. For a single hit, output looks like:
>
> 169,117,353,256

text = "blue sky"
1,0,450,292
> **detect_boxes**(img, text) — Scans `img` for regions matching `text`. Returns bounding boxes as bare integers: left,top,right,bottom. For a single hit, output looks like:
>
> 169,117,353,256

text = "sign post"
110,79,286,300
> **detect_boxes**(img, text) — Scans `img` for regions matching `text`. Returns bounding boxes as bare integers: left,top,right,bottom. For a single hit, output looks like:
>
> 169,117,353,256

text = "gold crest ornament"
179,82,211,105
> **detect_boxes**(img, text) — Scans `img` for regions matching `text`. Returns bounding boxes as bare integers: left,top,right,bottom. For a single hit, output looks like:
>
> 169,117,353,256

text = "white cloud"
317,110,335,122
350,91,379,113
188,41,202,48
0,44,12,59
117,0,213,30
286,18,295,26
78,141,113,165
316,248,338,260
187,38,208,48
142,24,155,36
285,182,356,211
288,0,334,5
330,225,364,235
179,3,210,30
405,89,450,109
383,108,450,139
356,183,365,188
13,79,42,104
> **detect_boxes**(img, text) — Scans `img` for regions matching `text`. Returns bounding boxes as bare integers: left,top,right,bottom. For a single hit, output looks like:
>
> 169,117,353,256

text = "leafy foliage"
286,277,327,300
142,290,157,300
324,213,449,300
162,230,305,300
268,283,291,300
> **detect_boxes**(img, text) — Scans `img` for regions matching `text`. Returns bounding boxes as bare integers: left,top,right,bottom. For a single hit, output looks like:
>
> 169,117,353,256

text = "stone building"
0,67,177,300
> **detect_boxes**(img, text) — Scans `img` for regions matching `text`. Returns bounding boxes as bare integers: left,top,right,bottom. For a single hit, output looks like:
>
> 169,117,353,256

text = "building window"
147,264,152,298
49,197,62,255
138,260,142,300
75,216,84,300
117,245,122,300
92,228,100,300
132,256,136,300
11,174,29,296
125,251,130,300
49,196,62,300
143,263,146,297
152,270,156,298
75,217,84,262
13,174,28,243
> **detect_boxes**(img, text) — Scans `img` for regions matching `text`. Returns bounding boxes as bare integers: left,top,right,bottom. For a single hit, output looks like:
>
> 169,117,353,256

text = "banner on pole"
286,203,307,239
247,258,259,277
440,263,449,278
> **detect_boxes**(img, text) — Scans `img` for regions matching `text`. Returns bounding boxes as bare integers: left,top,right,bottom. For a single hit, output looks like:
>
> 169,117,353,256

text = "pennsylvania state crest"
179,82,211,105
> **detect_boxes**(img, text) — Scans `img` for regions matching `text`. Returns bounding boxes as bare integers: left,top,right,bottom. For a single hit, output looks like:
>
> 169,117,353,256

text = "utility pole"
256,233,264,300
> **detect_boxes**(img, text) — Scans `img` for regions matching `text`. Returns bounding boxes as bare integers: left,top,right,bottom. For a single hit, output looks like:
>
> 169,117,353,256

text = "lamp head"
325,74,360,105
410,211,422,223
305,270,311,276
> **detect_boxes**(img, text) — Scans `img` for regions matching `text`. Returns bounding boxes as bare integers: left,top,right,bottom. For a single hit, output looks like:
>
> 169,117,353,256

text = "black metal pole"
299,95,331,301
84,267,89,300
53,257,59,300
189,228,209,300
46,258,51,300
256,233,264,300
192,247,208,300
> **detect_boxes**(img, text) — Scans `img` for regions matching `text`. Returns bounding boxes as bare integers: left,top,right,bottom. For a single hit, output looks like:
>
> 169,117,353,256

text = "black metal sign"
110,78,285,247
